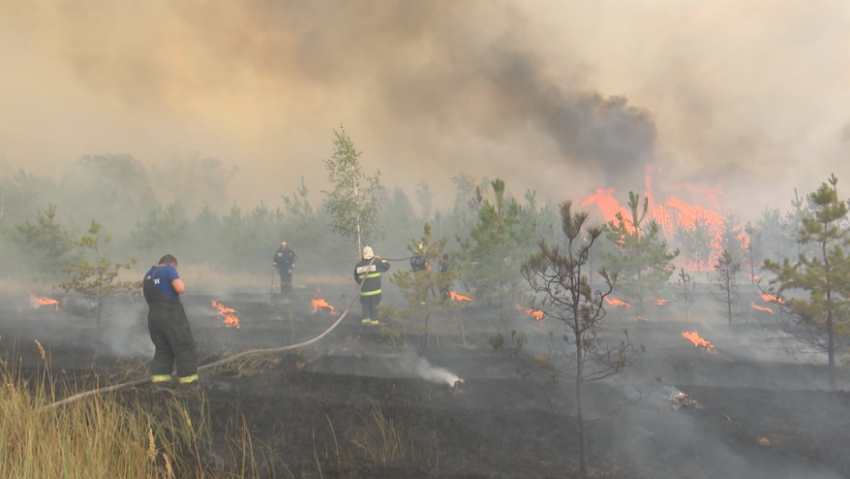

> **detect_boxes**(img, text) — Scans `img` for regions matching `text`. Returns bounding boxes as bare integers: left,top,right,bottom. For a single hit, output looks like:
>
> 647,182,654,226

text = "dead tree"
674,268,697,322
503,201,642,477
714,249,741,325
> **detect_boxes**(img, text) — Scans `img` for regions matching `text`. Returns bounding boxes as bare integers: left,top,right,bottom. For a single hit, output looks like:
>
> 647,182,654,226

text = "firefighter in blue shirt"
143,254,198,388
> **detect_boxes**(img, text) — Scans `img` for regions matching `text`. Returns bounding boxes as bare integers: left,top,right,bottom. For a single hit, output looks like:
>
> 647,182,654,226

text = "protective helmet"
415,243,426,254
362,246,375,260
280,241,287,247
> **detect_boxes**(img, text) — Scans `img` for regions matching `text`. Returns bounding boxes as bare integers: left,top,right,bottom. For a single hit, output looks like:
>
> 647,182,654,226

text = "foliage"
390,224,467,347
763,174,850,390
601,192,679,316
744,221,762,284
675,217,713,272
58,220,140,345
61,154,157,233
718,212,747,274
714,249,741,325
282,176,315,222
13,203,80,278
510,200,641,476
321,125,384,260
152,155,238,213
456,179,535,310
131,204,189,255
756,206,789,265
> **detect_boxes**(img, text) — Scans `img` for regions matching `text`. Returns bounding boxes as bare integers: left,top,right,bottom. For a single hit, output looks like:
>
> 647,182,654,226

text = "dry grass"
0,350,282,479
350,400,411,466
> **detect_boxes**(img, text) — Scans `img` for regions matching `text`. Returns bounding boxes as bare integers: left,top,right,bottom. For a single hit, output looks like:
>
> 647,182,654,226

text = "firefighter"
409,244,431,304
353,246,390,325
143,254,198,388
273,241,299,299
409,243,430,272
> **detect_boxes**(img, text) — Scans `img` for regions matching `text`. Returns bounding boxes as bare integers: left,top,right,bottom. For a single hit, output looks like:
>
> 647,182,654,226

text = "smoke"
0,1,744,209
391,348,461,386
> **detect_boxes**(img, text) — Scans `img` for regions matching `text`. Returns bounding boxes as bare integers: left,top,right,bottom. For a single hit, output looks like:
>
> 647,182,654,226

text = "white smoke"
393,349,462,386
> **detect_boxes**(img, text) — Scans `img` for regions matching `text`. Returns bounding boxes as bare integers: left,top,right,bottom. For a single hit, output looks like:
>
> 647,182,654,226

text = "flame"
515,304,545,321
578,171,744,271
449,291,472,302
760,293,784,304
211,300,240,329
311,298,337,314
637,316,648,322
580,187,629,224
30,293,59,310
681,331,714,352
750,301,774,314
605,297,631,308
655,298,667,306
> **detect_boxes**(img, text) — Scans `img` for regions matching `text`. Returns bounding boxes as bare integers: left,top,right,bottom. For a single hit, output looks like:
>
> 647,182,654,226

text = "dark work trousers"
360,294,382,323
278,268,292,295
148,302,198,380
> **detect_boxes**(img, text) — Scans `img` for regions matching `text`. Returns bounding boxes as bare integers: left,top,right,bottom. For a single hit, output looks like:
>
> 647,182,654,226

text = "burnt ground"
3,284,850,479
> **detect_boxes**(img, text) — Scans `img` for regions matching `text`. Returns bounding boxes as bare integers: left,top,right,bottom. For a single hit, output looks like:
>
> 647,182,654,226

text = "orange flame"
311,298,337,314
579,173,740,272
637,316,648,322
211,300,240,329
30,293,58,310
605,297,631,308
760,293,784,304
681,331,714,352
655,298,667,306
750,301,774,314
449,291,472,302
580,187,629,224
515,304,545,321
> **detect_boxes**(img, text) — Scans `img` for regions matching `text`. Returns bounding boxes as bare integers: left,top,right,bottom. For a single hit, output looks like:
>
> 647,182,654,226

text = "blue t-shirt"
146,264,180,299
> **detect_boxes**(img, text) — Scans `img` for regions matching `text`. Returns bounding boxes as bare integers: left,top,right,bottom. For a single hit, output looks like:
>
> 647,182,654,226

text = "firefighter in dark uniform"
354,246,391,325
410,244,431,304
409,243,431,272
273,241,299,299
143,254,198,387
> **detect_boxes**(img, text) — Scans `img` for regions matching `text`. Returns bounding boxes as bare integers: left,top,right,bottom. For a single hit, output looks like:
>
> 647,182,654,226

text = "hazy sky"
1,1,849,218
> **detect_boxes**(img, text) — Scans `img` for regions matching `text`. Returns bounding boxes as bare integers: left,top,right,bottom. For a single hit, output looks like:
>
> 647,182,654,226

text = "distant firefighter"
409,243,431,272
273,241,299,299
409,243,431,304
143,254,198,388
354,246,391,325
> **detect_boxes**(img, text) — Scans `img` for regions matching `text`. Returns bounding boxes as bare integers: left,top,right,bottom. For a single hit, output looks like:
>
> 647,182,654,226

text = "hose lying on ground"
41,255,409,410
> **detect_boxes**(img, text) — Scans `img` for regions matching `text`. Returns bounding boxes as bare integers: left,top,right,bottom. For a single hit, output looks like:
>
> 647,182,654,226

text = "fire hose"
41,255,414,410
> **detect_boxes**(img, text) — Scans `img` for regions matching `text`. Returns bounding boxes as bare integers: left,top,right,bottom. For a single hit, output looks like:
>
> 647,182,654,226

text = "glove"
287,269,293,274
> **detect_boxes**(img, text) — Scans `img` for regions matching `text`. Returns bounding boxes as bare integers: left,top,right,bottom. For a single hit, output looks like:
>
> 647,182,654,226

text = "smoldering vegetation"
2,156,850,479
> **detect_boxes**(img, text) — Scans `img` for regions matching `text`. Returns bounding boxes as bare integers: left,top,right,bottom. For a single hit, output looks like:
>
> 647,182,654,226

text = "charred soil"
3,286,850,479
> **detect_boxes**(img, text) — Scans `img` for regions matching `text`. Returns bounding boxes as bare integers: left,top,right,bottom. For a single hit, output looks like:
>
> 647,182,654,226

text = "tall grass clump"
0,345,283,479
0,364,154,478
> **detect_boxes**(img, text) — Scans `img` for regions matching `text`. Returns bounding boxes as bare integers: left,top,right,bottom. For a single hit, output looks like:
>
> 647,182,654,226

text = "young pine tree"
601,192,679,317
764,174,850,390
456,179,534,311
59,220,140,349
390,224,467,348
